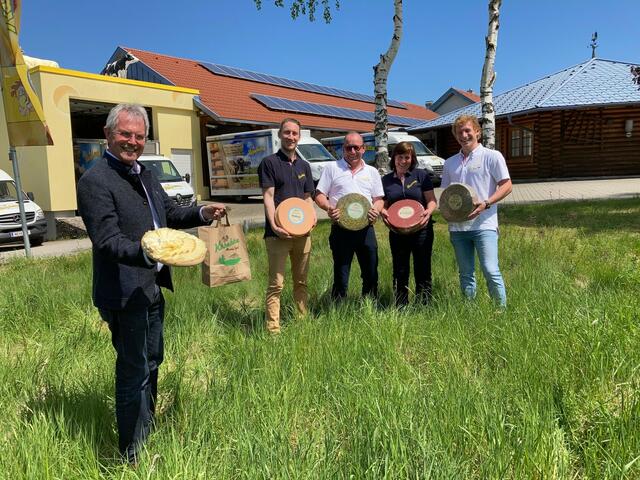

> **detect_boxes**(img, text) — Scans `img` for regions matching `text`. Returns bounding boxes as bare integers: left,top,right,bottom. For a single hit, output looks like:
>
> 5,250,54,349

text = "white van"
138,155,196,206
321,131,445,185
0,169,47,246
206,128,335,196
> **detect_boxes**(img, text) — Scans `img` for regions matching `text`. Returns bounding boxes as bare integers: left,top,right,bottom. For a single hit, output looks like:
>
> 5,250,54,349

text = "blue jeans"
99,287,165,462
449,230,506,306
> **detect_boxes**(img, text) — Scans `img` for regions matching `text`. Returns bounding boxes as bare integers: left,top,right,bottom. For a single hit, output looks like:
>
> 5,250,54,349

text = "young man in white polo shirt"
441,115,513,306
315,131,384,300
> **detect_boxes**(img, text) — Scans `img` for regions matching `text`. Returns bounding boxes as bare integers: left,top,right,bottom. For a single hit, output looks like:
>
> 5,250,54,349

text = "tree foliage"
254,0,339,23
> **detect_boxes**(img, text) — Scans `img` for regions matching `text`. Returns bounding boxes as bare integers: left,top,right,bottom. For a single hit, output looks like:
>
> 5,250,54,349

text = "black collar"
105,151,146,175
277,149,297,163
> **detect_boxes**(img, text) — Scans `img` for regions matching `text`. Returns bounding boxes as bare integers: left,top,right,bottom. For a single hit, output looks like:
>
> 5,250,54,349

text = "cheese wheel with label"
387,199,424,234
336,193,371,231
274,197,315,236
439,183,478,222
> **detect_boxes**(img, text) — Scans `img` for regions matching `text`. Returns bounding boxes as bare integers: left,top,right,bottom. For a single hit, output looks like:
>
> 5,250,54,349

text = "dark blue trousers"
329,224,378,299
99,288,165,462
389,223,434,305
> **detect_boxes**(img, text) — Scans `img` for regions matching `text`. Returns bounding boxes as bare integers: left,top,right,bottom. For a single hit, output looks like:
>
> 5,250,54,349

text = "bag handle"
214,212,231,228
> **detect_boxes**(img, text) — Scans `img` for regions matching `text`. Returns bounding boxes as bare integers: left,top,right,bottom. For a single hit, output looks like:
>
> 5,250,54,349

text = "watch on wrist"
484,200,492,209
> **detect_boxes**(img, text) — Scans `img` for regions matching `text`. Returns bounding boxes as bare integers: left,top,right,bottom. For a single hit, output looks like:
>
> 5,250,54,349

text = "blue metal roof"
410,58,640,131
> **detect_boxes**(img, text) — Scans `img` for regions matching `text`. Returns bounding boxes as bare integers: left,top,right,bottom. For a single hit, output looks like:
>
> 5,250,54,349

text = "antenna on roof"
590,31,598,58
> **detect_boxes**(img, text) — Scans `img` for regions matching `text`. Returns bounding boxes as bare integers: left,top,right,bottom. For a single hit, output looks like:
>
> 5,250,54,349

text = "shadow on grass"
309,288,398,316
499,198,640,233
208,298,263,335
21,383,120,465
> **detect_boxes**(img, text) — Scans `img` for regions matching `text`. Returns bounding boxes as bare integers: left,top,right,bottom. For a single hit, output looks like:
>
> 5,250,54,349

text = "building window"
510,127,532,157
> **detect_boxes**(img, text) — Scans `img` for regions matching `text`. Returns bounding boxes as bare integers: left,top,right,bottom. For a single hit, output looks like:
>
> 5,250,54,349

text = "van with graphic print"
206,129,335,197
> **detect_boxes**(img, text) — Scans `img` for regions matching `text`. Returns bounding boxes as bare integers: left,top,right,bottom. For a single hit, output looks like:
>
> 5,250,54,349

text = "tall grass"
1,198,639,479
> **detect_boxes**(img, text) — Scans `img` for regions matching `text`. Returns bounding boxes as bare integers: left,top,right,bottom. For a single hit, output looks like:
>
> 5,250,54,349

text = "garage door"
171,149,193,185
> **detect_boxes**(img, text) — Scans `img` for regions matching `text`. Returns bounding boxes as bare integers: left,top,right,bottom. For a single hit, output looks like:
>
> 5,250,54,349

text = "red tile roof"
454,88,481,103
123,47,438,132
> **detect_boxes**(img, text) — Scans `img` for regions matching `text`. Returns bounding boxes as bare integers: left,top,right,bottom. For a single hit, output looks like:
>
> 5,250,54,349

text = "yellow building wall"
153,107,206,198
0,67,200,213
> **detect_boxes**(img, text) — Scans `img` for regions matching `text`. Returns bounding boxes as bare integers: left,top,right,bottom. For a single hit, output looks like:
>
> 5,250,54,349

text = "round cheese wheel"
387,199,424,234
439,183,478,222
336,193,371,231
274,197,315,236
141,228,207,266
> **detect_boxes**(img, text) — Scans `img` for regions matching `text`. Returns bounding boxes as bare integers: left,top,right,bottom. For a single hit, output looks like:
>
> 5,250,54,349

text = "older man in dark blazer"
77,103,225,463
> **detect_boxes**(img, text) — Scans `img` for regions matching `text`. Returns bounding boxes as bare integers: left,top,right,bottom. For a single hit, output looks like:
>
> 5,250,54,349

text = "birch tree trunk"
480,0,501,149
374,0,403,171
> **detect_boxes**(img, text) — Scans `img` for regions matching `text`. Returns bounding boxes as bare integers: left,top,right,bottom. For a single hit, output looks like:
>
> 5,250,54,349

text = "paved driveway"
1,177,638,261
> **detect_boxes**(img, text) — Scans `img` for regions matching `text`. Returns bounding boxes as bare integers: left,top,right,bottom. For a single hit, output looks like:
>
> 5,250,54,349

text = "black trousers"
389,223,434,305
329,224,378,299
99,287,165,462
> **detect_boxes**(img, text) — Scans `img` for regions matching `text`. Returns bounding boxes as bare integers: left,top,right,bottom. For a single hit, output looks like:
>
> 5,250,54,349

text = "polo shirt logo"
406,180,418,189
297,173,306,179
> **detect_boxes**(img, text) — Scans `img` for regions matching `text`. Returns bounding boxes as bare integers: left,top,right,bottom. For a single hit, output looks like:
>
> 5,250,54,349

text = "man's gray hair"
105,103,150,137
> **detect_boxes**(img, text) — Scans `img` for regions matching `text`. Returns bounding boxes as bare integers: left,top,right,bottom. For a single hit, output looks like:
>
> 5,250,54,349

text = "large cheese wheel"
274,197,315,236
336,193,371,231
387,199,424,234
439,183,478,222
141,228,207,266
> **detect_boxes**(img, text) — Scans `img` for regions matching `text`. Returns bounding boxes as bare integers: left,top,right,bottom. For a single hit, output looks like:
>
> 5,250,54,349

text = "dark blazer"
77,153,206,310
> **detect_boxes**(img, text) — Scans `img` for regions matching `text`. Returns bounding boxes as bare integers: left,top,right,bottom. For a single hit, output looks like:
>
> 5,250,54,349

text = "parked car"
138,155,196,206
0,169,47,246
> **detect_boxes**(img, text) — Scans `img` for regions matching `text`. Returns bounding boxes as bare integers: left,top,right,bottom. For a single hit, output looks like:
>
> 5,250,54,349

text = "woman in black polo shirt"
381,141,437,306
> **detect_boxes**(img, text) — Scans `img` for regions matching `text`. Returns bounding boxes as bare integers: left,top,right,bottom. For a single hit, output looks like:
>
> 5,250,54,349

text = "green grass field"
1,198,639,479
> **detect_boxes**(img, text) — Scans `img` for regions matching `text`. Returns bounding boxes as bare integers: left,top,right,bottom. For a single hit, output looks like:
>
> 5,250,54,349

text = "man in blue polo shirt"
257,118,315,333
441,114,512,306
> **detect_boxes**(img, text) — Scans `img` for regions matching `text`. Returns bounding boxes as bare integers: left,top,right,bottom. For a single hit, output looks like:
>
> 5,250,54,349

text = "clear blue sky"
21,0,639,106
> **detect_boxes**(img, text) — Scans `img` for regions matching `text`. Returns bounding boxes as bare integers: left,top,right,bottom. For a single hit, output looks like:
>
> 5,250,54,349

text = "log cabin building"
410,58,640,180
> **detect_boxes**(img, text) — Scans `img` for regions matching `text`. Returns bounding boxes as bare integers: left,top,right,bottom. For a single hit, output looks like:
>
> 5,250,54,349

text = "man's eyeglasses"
344,145,363,151
114,130,146,142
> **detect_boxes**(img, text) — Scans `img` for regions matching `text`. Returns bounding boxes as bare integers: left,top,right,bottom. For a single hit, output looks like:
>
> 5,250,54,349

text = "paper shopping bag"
198,214,252,287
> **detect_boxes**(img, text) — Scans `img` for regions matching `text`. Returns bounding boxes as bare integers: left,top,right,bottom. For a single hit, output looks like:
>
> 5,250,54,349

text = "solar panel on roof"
251,94,422,127
200,62,407,109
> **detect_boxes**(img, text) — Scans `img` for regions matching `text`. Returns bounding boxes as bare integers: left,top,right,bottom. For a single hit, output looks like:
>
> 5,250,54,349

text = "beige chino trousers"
264,235,311,333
